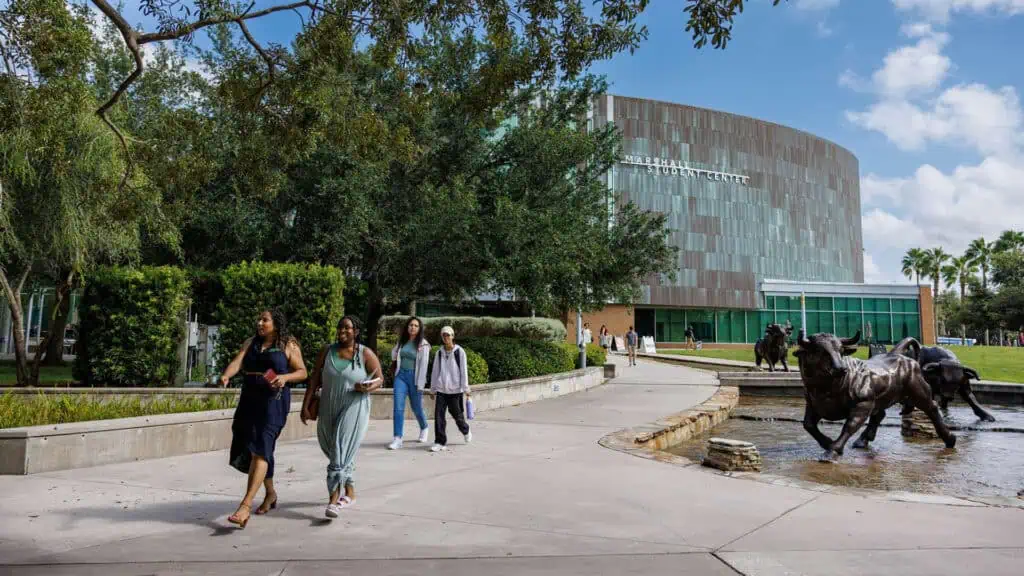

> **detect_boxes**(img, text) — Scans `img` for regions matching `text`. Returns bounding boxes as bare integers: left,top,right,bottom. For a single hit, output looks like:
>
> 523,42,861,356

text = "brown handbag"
305,347,328,421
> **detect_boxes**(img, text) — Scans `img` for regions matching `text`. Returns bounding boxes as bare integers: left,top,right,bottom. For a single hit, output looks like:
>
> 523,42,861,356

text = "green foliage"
379,316,567,343
215,262,345,371
376,343,489,388
0,391,237,429
458,337,574,382
73,267,190,387
586,343,608,367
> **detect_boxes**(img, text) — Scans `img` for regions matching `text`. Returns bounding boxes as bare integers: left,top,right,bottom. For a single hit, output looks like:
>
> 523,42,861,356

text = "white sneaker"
325,504,341,518
464,431,473,444
430,444,447,452
417,428,430,443
387,437,402,450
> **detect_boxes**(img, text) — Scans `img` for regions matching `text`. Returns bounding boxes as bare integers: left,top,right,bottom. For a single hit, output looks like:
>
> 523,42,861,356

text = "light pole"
577,306,586,369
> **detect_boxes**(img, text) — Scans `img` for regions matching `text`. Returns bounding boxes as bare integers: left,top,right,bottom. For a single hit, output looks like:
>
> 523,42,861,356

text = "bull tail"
890,337,921,360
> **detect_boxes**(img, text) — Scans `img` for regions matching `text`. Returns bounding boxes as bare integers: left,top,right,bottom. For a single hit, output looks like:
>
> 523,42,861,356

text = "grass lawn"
0,361,75,386
0,392,237,429
663,346,1024,383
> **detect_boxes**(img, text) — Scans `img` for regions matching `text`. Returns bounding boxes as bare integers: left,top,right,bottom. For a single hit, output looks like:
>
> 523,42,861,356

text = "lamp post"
577,306,586,369
800,291,807,335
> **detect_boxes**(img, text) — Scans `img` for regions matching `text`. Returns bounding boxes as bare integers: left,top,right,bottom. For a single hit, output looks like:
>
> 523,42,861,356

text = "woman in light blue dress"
301,315,383,518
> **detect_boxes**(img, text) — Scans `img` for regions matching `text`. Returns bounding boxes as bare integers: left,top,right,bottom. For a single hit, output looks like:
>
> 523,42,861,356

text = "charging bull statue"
754,323,793,372
794,330,956,461
890,337,996,422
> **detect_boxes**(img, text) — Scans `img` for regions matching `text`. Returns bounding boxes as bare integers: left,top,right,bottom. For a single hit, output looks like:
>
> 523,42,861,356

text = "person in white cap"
429,326,472,451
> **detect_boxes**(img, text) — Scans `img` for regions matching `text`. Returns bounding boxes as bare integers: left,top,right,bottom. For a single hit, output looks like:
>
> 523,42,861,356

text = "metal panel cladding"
593,95,864,309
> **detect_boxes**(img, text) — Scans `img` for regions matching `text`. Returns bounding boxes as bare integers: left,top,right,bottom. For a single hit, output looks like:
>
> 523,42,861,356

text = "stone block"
901,410,939,438
702,437,762,472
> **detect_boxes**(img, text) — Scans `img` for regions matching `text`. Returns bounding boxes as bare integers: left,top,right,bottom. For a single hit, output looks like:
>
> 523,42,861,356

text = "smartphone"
355,376,381,391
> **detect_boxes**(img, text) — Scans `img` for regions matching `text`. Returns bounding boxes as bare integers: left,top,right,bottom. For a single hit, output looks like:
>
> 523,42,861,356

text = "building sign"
621,155,750,185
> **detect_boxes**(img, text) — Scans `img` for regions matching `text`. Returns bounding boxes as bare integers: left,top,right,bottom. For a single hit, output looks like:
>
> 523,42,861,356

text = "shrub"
586,343,608,367
215,262,344,375
377,343,489,388
458,337,574,382
0,392,236,428
378,316,566,343
73,266,190,387
558,342,608,368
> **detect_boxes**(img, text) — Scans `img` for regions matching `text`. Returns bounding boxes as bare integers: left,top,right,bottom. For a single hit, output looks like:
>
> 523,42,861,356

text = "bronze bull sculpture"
794,330,956,461
891,338,996,422
754,323,793,372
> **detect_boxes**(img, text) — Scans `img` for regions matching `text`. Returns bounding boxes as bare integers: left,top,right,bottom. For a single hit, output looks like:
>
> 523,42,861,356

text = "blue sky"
88,1,1024,288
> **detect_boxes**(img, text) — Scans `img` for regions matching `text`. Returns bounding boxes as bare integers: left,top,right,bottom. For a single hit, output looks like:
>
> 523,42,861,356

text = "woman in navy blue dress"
218,308,307,528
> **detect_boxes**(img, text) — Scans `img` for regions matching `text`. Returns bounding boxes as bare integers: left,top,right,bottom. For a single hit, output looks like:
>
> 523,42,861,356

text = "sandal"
255,495,278,515
227,503,251,529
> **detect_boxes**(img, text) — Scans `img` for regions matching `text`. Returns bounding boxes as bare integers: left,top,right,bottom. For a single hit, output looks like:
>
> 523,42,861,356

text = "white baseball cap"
441,326,455,338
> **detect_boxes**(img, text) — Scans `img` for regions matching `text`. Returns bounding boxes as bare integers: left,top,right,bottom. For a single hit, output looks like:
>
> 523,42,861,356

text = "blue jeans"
393,368,427,437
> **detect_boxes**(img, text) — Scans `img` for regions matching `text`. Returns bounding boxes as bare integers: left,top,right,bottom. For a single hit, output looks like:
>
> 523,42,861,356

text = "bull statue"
891,337,996,422
754,323,793,372
794,330,956,461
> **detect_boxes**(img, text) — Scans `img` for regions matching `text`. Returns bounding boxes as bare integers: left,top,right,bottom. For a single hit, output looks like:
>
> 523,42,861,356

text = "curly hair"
259,307,294,350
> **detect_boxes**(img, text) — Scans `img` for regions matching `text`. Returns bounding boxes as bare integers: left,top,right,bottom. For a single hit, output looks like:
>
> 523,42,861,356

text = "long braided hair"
337,315,363,370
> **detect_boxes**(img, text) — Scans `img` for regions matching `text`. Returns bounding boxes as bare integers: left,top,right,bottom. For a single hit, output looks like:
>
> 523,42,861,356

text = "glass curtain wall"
646,296,921,345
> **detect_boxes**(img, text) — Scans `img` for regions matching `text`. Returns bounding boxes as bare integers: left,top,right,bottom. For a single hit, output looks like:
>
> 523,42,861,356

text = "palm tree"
965,237,993,291
943,254,979,340
901,247,928,285
964,237,994,345
994,229,1024,253
924,247,950,337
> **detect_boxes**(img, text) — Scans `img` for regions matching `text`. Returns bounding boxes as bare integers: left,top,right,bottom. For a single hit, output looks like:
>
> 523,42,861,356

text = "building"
567,95,934,346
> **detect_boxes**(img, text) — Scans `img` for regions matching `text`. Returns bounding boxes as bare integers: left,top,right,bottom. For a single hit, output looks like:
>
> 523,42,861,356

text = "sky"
77,1,1024,288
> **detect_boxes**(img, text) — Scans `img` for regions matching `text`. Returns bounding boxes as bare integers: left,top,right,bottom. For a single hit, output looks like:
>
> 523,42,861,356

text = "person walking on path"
219,308,308,528
599,325,611,351
388,316,431,450
429,326,472,452
626,326,638,367
302,316,383,518
582,323,593,347
685,324,696,350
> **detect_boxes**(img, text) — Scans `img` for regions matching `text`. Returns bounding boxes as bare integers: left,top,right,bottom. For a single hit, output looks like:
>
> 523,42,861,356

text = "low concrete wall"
718,371,1024,404
0,367,605,475
637,352,759,373
600,386,739,453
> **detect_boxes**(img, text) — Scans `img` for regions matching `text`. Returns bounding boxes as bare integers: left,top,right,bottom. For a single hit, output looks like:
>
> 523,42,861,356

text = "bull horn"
964,367,980,381
798,329,810,347
921,362,940,374
840,331,861,346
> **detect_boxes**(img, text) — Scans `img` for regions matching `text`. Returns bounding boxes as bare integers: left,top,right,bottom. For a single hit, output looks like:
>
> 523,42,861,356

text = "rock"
702,437,762,472
901,410,939,439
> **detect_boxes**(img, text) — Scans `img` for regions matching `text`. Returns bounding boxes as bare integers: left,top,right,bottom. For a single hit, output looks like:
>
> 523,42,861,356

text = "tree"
964,237,994,345
86,0,788,185
0,0,167,386
942,254,978,339
901,247,927,286
923,247,950,337
993,229,1024,254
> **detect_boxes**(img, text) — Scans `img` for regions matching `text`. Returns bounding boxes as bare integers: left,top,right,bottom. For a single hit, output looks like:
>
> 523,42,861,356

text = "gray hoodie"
430,345,470,395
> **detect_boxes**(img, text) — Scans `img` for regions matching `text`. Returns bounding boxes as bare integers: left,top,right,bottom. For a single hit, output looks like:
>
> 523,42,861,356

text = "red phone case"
263,369,277,384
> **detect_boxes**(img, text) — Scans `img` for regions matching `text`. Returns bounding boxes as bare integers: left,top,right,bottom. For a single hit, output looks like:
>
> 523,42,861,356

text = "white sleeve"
460,348,470,392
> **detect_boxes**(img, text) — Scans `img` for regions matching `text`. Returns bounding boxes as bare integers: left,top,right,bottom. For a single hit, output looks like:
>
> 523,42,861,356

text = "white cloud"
863,252,885,283
891,0,1024,22
844,11,1024,289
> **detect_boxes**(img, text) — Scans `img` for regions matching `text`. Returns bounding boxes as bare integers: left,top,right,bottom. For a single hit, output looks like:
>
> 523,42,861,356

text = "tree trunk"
42,273,73,366
364,279,384,353
933,277,941,339
31,271,74,383
0,266,32,386
960,279,967,342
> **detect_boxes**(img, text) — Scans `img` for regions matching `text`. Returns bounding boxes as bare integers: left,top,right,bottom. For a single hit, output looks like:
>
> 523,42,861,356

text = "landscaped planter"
0,367,606,475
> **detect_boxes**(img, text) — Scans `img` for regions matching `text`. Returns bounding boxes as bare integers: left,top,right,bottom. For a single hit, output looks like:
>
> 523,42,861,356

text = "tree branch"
235,17,275,98
136,1,318,45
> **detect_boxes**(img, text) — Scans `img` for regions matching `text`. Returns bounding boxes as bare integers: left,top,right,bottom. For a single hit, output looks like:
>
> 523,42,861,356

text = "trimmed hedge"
458,337,574,382
215,262,345,374
378,343,489,388
73,266,190,387
558,342,608,368
379,316,566,343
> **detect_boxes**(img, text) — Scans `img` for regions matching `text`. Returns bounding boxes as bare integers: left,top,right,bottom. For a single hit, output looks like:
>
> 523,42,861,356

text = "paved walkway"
1,359,1022,575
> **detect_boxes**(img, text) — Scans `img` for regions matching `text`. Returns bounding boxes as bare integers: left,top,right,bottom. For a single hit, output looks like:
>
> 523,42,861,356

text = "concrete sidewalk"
1,359,1022,575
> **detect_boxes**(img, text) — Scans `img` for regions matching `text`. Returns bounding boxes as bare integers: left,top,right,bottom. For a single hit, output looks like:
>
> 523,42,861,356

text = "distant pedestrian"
685,324,695,350
302,315,382,518
582,323,593,347
626,326,638,366
388,317,431,450
219,308,308,528
599,325,611,350
429,326,472,452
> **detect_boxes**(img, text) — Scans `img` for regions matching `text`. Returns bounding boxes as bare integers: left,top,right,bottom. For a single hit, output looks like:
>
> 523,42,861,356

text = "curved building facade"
568,95,931,346
595,94,864,309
